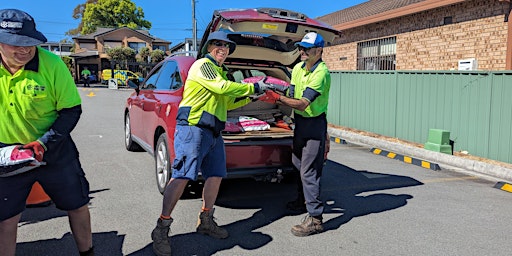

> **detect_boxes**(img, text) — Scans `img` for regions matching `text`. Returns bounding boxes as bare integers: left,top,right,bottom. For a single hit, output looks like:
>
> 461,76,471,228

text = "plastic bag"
238,116,270,131
0,145,42,177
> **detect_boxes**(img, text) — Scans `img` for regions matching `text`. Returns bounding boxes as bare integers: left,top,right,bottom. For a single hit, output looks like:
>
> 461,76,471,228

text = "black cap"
0,9,47,47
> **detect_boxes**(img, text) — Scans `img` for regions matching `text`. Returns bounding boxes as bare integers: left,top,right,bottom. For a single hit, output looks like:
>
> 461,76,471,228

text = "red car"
124,8,339,193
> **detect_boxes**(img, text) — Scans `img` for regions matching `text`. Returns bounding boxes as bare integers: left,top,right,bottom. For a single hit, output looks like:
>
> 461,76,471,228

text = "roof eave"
333,0,466,31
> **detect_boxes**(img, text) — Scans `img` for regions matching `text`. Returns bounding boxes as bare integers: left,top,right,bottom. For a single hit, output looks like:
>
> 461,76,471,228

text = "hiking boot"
286,197,306,213
196,209,229,239
151,218,173,256
291,215,324,237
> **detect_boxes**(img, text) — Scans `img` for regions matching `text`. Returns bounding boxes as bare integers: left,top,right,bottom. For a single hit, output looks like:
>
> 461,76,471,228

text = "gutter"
333,0,466,30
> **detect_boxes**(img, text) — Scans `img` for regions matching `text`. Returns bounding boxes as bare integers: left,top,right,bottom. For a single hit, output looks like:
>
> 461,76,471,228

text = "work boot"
151,218,173,256
286,197,306,213
196,209,229,239
291,215,324,237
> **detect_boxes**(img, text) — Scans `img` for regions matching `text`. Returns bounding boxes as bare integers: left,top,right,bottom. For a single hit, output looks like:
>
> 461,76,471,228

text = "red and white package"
242,76,290,87
0,145,42,177
238,116,270,131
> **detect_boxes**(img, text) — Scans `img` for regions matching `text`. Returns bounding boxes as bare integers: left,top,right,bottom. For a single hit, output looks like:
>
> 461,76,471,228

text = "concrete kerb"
327,127,512,184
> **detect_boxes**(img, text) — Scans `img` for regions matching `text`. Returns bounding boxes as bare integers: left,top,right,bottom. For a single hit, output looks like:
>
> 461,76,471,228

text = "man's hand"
22,141,45,162
258,90,281,104
254,77,273,94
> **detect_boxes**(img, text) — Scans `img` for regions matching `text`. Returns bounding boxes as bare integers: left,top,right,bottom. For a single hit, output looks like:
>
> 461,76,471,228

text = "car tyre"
125,113,142,151
155,133,171,194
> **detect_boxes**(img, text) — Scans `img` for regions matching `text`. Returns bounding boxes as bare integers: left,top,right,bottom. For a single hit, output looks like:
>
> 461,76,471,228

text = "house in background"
40,42,73,57
318,0,512,71
169,38,200,56
70,27,170,82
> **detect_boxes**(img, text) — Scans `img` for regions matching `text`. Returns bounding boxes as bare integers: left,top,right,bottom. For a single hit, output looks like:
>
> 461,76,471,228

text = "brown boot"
291,215,324,237
151,218,173,256
196,208,229,239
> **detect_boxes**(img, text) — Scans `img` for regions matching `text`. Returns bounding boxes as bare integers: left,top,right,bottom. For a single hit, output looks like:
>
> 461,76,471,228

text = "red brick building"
318,0,512,71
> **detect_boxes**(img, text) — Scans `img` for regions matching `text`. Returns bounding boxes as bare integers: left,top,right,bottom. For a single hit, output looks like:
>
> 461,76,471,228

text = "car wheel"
155,133,171,194
125,113,142,151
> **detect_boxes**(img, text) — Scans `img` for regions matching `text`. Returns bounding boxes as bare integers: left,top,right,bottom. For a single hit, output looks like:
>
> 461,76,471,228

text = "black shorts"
0,158,90,221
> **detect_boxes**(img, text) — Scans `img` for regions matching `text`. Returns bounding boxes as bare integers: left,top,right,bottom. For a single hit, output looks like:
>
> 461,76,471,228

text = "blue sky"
3,0,367,46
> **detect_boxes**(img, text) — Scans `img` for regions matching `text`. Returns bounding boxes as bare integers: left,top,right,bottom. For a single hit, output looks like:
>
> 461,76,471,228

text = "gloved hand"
268,83,288,94
22,141,45,162
258,90,281,104
254,77,273,94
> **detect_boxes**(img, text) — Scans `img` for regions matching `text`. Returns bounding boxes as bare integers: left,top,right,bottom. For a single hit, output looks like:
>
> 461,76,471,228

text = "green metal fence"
328,70,512,164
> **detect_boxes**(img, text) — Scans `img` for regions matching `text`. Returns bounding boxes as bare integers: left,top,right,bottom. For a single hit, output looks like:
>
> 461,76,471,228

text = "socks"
160,214,171,220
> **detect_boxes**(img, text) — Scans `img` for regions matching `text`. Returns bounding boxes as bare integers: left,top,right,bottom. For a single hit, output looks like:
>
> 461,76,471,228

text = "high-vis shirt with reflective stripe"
176,55,255,134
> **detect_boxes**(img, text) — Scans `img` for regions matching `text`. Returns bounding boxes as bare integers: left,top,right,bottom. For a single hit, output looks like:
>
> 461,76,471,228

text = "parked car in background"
124,8,339,193
102,69,142,86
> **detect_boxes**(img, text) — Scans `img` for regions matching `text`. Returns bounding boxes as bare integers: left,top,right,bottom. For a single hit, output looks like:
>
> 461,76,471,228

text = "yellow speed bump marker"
494,182,512,193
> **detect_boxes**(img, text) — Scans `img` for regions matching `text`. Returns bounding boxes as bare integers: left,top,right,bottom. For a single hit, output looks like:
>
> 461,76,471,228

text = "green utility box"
424,129,452,154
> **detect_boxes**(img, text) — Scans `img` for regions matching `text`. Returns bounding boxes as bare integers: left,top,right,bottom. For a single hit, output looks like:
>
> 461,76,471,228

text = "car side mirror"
126,78,141,94
126,78,140,88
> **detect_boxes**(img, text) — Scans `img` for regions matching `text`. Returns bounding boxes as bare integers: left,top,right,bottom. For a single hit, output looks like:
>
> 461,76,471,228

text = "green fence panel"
328,70,512,164
396,71,492,157
328,71,396,137
489,73,512,163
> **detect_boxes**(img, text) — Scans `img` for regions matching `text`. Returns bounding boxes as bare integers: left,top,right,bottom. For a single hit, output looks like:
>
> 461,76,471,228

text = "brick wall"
323,0,509,71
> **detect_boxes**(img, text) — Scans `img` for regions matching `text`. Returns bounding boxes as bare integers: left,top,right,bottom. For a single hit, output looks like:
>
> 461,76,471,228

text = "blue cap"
0,9,47,47
201,31,237,56
295,32,324,48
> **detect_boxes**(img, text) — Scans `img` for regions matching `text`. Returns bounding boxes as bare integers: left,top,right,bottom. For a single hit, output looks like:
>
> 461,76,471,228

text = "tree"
67,0,97,36
61,56,75,78
68,0,151,36
150,49,165,63
137,46,151,63
106,46,136,68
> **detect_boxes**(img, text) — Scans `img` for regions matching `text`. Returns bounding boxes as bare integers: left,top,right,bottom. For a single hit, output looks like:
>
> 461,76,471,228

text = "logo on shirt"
24,84,47,98
26,84,46,91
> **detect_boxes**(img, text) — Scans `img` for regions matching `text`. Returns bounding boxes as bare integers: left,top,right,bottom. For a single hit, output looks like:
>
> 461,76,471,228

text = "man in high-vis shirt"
0,9,93,256
151,31,273,256
260,32,331,237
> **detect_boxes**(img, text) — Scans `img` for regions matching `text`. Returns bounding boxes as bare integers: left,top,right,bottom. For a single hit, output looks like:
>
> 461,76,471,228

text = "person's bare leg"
161,178,189,216
0,214,22,256
68,205,92,252
202,177,222,209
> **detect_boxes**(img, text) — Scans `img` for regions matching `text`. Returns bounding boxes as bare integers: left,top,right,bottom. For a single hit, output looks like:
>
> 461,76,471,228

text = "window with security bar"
357,37,396,70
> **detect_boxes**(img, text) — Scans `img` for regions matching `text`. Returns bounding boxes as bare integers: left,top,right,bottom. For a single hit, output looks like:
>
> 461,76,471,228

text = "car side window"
154,61,177,90
155,61,184,91
171,66,184,91
141,64,163,90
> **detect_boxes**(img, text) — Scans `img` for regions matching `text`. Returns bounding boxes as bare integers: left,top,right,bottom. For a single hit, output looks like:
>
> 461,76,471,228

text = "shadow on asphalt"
129,159,423,256
16,231,125,256
17,188,120,255
16,161,421,255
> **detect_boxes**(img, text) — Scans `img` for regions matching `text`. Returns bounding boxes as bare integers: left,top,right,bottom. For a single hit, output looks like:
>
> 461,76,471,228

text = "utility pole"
192,0,197,52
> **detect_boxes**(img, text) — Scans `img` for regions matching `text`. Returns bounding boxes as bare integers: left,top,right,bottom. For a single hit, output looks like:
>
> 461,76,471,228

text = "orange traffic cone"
26,182,51,207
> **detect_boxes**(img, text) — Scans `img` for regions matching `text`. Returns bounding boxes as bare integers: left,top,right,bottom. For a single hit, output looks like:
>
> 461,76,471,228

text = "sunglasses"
297,46,316,52
211,41,230,48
